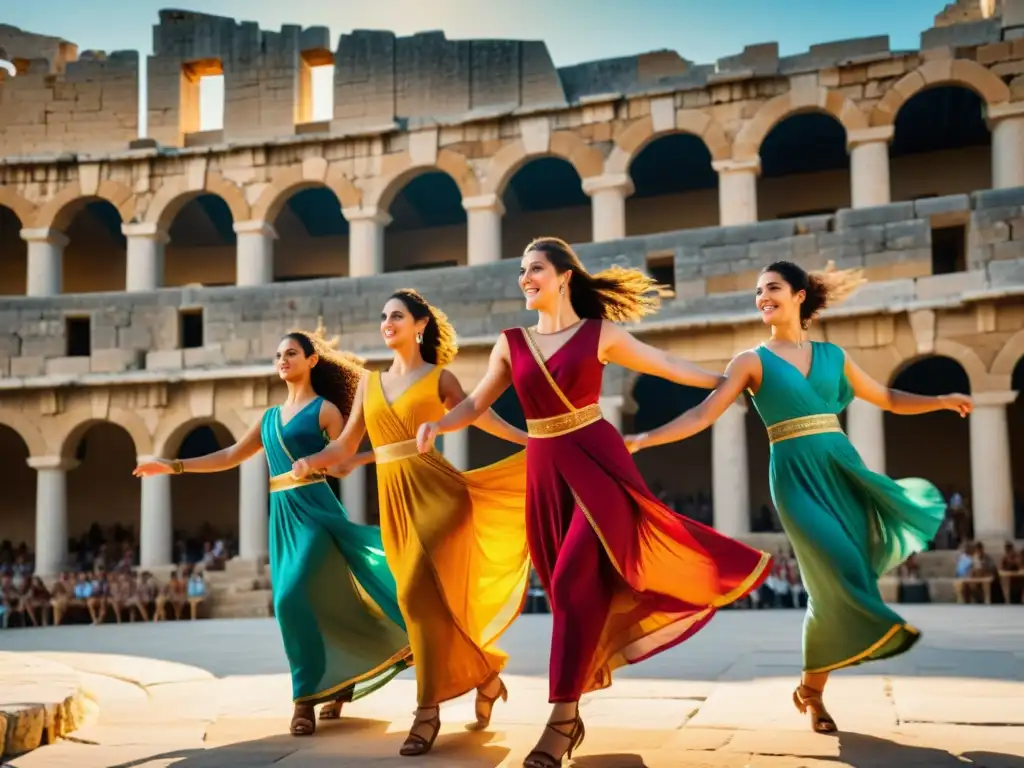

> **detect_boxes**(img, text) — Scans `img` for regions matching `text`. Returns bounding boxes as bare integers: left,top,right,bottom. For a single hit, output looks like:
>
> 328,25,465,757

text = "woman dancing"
291,289,531,757
623,260,972,733
416,237,771,768
133,327,411,736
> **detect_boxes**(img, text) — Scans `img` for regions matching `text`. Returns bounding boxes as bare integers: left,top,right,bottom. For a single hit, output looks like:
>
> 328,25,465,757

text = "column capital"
985,101,1024,122
343,206,393,227
973,390,1018,407
462,193,506,215
20,227,69,247
846,125,894,150
27,455,79,471
233,220,278,239
581,173,635,198
122,222,170,243
711,157,761,176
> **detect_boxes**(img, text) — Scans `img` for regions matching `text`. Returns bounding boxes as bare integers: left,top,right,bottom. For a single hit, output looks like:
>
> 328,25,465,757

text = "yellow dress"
364,365,530,706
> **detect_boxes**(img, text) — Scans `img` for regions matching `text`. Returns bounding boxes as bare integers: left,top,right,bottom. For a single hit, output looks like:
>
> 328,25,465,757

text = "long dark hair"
761,260,866,329
388,289,458,365
524,236,670,322
282,325,366,416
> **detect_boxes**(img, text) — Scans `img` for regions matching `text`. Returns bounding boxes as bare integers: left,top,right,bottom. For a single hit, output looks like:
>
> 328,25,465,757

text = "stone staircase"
202,558,274,619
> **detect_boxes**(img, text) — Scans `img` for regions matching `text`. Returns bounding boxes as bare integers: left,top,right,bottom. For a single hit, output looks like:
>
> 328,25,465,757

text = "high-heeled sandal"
399,705,441,757
290,703,316,736
792,685,837,733
465,672,508,731
523,714,586,767
319,688,353,721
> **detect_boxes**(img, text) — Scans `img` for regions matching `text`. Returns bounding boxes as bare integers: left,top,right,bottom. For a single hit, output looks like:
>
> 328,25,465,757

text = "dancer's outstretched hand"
942,393,973,418
133,459,175,478
417,422,439,453
291,458,314,479
622,433,646,454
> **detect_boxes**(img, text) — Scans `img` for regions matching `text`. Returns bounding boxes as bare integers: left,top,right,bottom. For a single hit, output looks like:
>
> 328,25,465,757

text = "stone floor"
3,605,1024,767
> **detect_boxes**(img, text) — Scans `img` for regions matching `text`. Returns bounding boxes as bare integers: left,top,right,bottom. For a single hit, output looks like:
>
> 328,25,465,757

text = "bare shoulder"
730,349,763,374
318,399,343,421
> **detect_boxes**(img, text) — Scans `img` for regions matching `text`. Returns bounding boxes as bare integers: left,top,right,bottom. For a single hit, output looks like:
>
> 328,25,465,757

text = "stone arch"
152,413,247,460
481,132,605,196
0,409,48,457
871,59,1010,127
56,408,154,460
733,87,869,161
249,161,362,222
32,179,137,231
0,186,37,225
883,340,987,392
144,172,251,231
991,328,1024,380
369,149,480,211
604,111,731,176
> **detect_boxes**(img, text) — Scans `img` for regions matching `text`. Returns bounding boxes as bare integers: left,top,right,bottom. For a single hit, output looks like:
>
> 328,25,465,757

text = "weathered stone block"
184,346,227,368
988,256,1024,284
835,202,915,229
992,240,1024,261
972,186,1024,210
10,357,46,378
90,348,145,374
884,220,930,250
146,350,184,371
914,194,970,218
45,356,91,376
915,270,986,300
973,221,1012,245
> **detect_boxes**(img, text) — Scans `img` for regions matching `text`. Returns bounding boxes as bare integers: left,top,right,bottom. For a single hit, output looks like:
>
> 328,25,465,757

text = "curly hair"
523,236,672,323
282,319,367,417
762,260,866,329
388,289,459,365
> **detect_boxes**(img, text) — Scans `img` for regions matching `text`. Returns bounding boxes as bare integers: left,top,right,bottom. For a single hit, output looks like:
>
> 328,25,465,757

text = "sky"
3,0,954,134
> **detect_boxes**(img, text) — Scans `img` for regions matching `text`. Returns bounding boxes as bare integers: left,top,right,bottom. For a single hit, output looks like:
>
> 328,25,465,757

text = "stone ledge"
0,652,91,758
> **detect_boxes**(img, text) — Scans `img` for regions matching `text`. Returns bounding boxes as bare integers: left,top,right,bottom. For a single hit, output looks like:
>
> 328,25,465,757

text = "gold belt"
767,414,843,445
527,403,603,439
374,438,421,465
269,470,327,494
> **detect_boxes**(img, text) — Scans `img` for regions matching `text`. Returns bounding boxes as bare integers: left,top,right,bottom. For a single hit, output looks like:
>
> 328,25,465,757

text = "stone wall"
2,186,1024,380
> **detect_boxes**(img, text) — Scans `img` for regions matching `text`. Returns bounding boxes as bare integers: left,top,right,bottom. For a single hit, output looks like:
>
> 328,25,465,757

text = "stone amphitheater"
0,0,1022,615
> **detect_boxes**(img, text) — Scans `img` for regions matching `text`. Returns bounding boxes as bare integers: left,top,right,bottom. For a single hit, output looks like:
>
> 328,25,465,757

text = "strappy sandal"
290,703,316,736
465,672,508,731
792,685,837,734
399,705,441,757
319,689,353,721
523,714,586,767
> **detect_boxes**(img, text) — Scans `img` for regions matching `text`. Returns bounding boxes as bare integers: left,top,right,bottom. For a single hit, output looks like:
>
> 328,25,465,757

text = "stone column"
442,428,470,471
712,159,759,226
463,194,505,265
969,390,1018,542
599,395,625,433
239,453,269,561
846,397,886,474
988,103,1024,189
342,465,368,525
344,207,392,277
28,456,77,577
138,460,173,568
582,174,634,242
847,126,893,208
710,398,750,537
233,221,277,286
21,228,68,297
122,222,169,292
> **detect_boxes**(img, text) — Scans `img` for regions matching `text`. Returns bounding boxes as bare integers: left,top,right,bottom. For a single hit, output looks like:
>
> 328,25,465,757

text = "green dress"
261,396,412,703
749,342,944,673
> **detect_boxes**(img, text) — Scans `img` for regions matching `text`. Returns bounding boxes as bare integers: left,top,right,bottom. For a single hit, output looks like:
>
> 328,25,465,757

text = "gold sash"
526,403,604,438
269,471,327,494
766,414,843,445
374,438,421,465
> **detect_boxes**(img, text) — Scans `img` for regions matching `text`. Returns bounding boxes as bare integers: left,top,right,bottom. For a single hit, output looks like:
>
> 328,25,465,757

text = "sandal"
792,685,837,734
465,672,508,731
399,705,441,757
523,714,586,767
290,703,316,736
319,689,353,721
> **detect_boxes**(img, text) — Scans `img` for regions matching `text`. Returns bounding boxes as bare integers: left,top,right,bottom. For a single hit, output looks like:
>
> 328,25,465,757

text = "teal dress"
749,342,944,673
261,397,412,704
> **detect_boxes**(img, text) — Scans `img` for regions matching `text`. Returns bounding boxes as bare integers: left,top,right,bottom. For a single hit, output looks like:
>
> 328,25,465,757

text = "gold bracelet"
170,459,184,474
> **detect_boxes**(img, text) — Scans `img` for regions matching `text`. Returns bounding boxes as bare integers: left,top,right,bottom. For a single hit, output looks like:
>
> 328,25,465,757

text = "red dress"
504,319,771,702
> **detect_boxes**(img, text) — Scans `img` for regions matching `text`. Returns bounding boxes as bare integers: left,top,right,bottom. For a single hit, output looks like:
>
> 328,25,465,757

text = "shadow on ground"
827,733,1024,768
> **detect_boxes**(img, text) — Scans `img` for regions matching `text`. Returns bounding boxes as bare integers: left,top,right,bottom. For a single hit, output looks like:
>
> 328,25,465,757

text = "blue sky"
4,1,952,133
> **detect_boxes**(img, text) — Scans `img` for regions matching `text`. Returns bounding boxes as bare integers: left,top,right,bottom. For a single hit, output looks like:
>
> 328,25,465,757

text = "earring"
559,283,565,296
415,332,423,345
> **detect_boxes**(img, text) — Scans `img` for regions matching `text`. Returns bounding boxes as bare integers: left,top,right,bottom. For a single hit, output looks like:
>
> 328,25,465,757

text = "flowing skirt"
526,419,770,701
769,432,945,672
270,481,412,704
376,449,529,706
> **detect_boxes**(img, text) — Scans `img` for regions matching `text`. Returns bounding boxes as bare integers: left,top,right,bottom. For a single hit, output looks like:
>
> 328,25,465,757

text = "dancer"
623,260,972,733
133,327,411,736
291,289,531,757
416,237,771,768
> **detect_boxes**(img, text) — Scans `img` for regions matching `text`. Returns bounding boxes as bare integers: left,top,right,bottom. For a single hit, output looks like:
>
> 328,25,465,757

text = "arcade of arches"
0,82,1016,296
0,339,1021,576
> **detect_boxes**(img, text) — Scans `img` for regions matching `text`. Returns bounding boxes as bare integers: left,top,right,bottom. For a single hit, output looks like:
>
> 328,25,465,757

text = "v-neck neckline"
762,341,816,381
525,319,588,367
378,365,438,410
278,396,321,429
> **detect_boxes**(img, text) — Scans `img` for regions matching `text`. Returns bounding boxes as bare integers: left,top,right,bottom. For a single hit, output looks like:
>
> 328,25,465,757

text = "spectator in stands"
897,554,930,603
955,543,975,578
135,572,159,621
187,568,208,618
1002,542,1022,604
107,573,132,623
21,576,51,626
1,574,20,628
157,572,186,621
50,573,74,625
